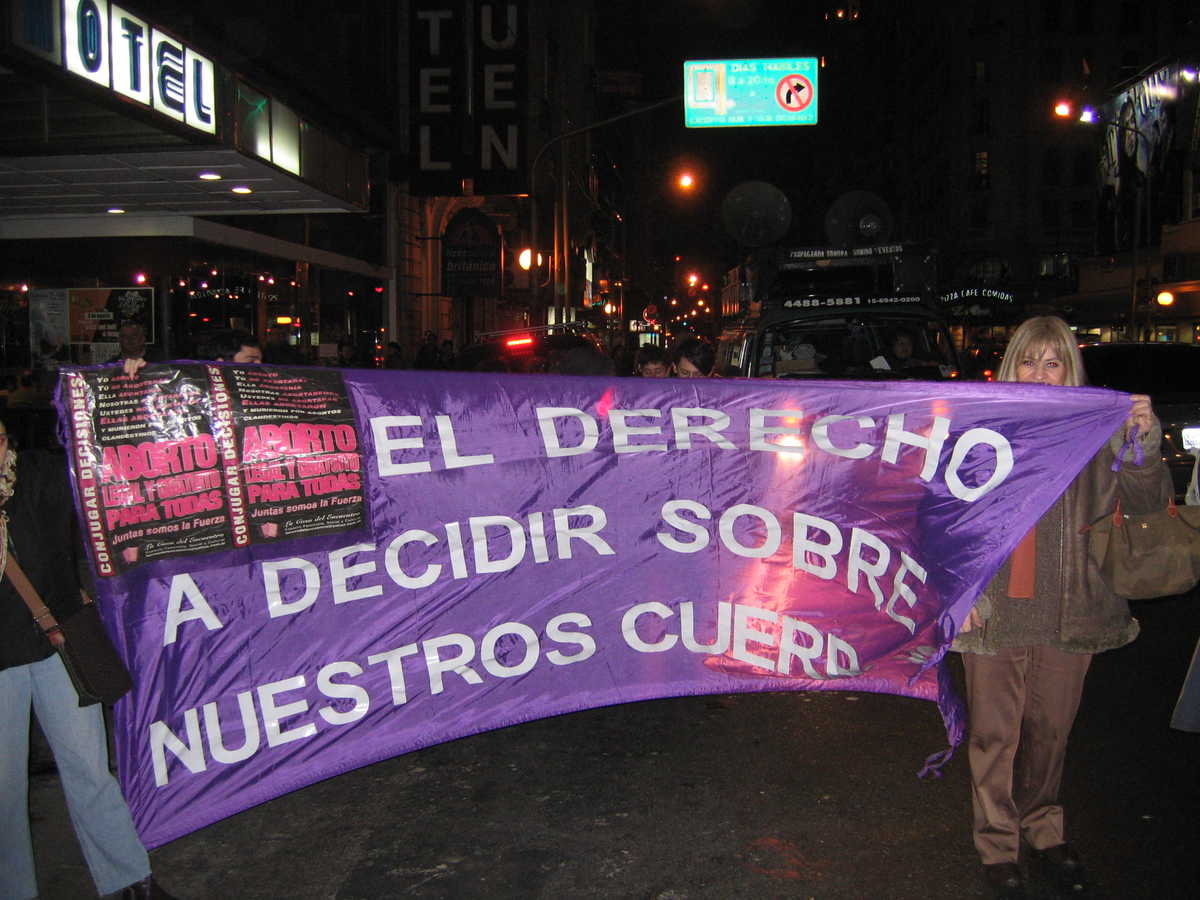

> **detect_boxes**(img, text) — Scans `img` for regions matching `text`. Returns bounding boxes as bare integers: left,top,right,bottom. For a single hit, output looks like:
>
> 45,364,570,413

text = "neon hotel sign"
61,0,216,134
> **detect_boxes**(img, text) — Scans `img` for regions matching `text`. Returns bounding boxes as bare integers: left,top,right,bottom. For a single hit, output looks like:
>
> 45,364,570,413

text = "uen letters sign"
56,366,1131,847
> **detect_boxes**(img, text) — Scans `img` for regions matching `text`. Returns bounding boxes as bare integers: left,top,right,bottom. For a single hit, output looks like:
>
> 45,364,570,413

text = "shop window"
970,197,990,227
1072,148,1093,186
1075,0,1094,33
1039,48,1062,84
271,102,301,176
971,1,990,29
969,257,1008,282
1038,252,1072,279
236,83,272,162
1118,2,1141,32
1042,196,1061,229
1164,253,1200,281
972,99,991,135
1070,199,1092,228
1043,0,1061,31
1043,148,1062,186
972,150,990,190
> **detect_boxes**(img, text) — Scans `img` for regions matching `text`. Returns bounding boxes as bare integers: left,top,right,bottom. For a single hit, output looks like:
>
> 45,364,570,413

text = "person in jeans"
953,317,1170,899
0,421,178,900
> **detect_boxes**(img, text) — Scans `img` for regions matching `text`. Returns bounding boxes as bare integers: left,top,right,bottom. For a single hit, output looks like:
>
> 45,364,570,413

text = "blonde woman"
954,317,1170,899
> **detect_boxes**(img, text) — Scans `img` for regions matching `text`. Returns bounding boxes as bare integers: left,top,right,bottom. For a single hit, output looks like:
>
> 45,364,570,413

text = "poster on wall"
1097,63,1182,256
28,288,70,371
0,289,33,371
68,287,156,364
23,287,155,370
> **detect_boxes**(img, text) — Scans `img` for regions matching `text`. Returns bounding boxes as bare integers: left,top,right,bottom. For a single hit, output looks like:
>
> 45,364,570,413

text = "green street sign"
683,58,819,128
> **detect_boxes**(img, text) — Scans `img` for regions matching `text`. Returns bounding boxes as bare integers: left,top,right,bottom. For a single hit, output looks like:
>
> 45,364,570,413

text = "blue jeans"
0,654,150,899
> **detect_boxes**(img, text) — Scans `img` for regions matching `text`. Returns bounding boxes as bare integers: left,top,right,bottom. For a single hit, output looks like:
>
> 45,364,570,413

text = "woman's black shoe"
119,875,179,899
982,862,1027,899
1030,843,1089,894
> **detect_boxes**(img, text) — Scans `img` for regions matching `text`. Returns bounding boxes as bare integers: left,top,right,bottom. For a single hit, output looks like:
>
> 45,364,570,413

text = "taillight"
505,336,534,348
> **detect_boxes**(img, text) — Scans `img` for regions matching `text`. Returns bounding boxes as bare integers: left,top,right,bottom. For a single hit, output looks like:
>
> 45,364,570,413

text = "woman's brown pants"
962,645,1092,865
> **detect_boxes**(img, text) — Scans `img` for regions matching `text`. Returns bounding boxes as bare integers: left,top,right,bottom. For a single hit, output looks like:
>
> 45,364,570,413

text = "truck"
715,242,960,380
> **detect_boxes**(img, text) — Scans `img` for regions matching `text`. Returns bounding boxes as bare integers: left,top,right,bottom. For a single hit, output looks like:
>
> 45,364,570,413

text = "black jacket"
1,451,88,671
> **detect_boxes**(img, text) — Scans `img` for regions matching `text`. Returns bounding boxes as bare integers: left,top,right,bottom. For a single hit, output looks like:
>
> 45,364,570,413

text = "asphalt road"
29,591,1199,899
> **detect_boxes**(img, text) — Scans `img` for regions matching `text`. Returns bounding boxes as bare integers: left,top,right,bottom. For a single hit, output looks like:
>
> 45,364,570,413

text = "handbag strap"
1111,422,1146,472
3,553,65,646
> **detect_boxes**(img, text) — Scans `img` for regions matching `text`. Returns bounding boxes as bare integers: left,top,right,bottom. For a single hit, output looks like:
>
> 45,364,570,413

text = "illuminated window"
236,83,271,161
271,101,301,175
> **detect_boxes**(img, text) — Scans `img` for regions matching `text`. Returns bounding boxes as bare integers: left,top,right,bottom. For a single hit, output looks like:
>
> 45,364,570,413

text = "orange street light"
1156,290,1175,306
518,248,544,270
677,172,696,190
687,273,699,287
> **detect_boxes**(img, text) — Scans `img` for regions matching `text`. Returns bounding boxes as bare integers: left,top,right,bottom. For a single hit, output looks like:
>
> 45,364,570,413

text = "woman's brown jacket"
954,422,1173,656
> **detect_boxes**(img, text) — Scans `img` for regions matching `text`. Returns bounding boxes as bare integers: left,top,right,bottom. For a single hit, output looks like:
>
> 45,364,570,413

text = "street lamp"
528,94,681,327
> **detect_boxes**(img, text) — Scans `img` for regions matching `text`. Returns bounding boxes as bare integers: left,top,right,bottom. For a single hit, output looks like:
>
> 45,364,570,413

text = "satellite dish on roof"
721,181,792,247
824,190,895,247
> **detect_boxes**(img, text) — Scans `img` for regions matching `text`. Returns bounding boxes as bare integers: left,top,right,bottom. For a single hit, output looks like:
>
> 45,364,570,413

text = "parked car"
960,340,1007,381
1079,342,1200,499
716,304,960,381
454,327,606,374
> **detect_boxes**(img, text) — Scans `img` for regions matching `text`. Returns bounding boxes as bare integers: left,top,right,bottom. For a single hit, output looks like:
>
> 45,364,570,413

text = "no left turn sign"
775,73,814,112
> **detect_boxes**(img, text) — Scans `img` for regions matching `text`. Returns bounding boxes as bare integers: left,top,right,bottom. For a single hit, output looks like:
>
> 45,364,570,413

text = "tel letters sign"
62,0,216,134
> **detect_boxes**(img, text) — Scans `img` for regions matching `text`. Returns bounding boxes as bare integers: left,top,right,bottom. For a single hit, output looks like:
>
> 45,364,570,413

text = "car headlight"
1182,427,1200,452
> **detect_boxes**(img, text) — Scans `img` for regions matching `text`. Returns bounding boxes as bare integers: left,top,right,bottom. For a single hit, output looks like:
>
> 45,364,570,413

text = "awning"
0,149,364,218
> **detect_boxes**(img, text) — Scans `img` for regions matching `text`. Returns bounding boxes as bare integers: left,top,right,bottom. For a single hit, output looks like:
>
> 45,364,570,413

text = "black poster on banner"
226,366,365,543
62,364,366,576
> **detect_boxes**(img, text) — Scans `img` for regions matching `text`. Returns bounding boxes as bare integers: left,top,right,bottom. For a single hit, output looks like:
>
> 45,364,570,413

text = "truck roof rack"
473,323,596,340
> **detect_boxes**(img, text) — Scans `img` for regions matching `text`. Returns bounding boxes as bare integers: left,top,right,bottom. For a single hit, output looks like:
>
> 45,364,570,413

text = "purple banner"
56,366,1131,848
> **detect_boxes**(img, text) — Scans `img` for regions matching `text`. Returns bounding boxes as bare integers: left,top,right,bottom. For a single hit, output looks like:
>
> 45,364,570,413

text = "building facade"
0,0,394,375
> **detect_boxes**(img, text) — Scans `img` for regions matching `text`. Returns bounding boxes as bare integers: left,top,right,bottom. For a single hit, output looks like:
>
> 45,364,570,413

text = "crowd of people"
3,316,1197,900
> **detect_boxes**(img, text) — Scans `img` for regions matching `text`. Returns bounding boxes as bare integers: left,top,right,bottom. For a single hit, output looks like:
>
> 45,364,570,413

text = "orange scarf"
1006,526,1036,599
